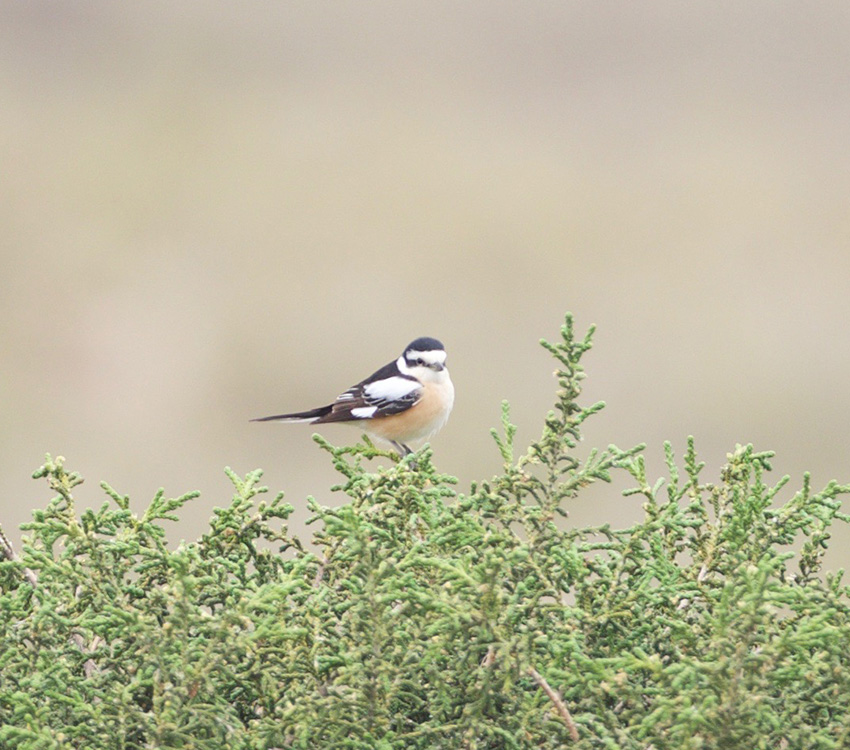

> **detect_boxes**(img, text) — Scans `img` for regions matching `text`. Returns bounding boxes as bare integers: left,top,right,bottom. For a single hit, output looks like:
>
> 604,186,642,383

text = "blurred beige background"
2,2,849,562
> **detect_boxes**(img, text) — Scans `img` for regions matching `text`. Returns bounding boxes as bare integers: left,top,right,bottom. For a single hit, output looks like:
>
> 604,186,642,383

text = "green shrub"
2,314,849,749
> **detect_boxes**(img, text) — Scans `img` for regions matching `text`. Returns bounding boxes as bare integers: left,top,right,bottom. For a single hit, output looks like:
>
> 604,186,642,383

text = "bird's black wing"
314,361,422,423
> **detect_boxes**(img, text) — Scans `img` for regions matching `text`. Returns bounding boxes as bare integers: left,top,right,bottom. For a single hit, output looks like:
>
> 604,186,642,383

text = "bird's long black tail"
250,405,332,423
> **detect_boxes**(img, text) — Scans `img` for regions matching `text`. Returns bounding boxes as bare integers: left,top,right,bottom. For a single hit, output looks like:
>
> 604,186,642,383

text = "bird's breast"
366,375,454,443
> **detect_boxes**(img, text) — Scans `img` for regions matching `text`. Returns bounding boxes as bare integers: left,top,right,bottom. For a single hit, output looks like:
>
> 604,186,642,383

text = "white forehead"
407,348,446,365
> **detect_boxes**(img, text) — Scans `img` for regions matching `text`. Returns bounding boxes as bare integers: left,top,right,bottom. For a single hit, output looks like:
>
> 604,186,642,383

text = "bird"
251,337,454,457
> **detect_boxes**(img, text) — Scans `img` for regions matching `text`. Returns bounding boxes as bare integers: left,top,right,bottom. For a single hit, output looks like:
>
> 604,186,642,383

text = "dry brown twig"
528,666,580,742
0,523,38,588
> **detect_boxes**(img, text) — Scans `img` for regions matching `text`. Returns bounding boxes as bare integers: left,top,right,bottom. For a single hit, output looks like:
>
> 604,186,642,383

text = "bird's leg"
390,442,416,468
390,441,411,457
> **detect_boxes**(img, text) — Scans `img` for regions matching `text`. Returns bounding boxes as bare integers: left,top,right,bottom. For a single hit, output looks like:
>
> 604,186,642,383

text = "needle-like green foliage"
2,314,850,749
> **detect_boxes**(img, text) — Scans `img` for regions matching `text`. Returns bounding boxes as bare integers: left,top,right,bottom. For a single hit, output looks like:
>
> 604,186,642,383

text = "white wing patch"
350,406,378,419
363,376,421,403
